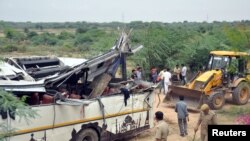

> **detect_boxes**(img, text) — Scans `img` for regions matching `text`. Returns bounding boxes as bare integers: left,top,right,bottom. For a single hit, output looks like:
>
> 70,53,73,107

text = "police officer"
194,104,217,141
155,111,169,141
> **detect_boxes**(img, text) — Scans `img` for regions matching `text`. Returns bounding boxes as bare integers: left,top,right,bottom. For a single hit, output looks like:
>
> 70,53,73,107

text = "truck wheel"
208,93,225,110
76,128,99,141
233,82,250,105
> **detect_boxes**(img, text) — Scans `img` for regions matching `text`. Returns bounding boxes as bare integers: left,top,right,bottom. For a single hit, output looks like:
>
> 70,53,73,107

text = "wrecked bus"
0,32,155,141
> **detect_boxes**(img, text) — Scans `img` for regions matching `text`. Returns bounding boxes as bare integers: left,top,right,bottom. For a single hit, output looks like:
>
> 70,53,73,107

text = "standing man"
155,111,169,141
175,96,189,137
130,69,138,81
194,104,217,141
163,68,171,95
150,67,158,83
136,67,142,80
181,64,187,85
174,64,181,81
158,68,166,94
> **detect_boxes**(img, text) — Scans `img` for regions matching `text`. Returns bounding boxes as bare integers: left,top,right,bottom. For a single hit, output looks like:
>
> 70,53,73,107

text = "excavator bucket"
164,85,204,112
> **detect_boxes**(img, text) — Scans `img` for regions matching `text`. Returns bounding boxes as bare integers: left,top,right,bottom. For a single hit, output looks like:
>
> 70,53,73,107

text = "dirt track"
128,90,244,141
129,93,201,141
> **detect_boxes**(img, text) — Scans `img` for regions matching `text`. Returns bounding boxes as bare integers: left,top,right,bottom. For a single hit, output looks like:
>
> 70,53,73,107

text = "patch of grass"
217,106,250,116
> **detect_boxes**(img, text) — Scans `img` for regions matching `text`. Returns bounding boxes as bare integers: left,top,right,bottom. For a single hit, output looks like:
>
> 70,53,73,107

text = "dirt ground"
129,90,248,141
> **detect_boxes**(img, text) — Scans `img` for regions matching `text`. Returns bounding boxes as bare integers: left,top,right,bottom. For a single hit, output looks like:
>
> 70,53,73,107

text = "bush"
76,27,88,34
86,28,105,38
58,31,74,40
74,34,93,45
77,45,90,52
2,44,18,52
0,38,8,46
61,41,77,52
31,32,58,46
4,28,25,41
27,31,38,38
23,27,29,33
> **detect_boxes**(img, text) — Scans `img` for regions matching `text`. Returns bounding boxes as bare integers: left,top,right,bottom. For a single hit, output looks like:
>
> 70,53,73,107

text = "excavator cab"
207,55,243,85
207,55,229,70
166,51,250,110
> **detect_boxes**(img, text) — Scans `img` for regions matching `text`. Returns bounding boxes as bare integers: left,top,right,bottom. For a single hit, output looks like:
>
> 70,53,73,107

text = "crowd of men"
153,65,216,141
130,64,217,141
151,64,187,96
131,64,217,141
130,64,143,81
131,64,187,86
154,102,217,141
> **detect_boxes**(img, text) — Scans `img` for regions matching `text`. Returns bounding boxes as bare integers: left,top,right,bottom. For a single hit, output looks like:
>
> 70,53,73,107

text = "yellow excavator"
166,51,250,110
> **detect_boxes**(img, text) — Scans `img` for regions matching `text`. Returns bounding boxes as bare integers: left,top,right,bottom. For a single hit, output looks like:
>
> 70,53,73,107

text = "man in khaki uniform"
174,64,181,81
155,111,169,141
194,104,217,141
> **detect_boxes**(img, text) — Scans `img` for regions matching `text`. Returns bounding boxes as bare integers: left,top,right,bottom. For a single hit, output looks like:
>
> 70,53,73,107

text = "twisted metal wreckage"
0,31,156,141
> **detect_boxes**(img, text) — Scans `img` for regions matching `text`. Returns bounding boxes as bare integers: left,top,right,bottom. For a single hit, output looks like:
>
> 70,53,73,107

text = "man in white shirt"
136,67,142,80
181,64,187,85
163,68,171,95
158,68,166,94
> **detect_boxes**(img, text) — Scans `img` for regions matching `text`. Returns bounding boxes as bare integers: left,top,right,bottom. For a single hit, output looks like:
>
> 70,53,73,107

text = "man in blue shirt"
175,96,189,137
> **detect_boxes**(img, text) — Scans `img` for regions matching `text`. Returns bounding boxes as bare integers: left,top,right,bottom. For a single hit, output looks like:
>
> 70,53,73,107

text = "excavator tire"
208,92,225,110
233,82,250,105
75,128,99,141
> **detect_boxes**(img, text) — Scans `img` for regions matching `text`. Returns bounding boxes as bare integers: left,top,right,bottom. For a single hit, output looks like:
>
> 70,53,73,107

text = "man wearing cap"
194,104,217,141
155,111,169,141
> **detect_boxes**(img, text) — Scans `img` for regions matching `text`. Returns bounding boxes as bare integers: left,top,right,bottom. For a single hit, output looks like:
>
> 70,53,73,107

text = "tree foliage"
3,28,25,41
0,21,250,71
0,89,38,140
31,32,58,45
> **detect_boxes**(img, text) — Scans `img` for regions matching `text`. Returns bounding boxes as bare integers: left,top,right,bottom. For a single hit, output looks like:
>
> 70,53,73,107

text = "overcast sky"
0,0,249,23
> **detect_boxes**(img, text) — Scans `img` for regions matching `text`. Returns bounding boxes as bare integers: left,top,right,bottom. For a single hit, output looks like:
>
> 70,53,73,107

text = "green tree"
35,24,43,31
27,31,38,38
4,29,15,40
23,27,29,33
76,27,88,34
74,33,93,46
31,32,58,46
58,31,74,40
3,28,25,42
0,89,37,140
223,25,248,51
131,23,194,77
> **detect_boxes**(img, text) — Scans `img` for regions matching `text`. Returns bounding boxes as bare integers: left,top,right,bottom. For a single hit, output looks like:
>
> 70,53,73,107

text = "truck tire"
208,93,225,110
76,128,99,141
233,82,250,105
